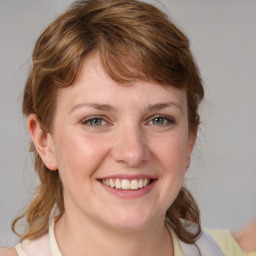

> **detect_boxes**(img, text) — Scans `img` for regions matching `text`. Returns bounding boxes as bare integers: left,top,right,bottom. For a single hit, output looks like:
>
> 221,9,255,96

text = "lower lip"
99,180,157,198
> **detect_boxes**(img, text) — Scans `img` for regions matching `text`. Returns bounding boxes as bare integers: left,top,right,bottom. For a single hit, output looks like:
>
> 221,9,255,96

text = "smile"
100,178,151,190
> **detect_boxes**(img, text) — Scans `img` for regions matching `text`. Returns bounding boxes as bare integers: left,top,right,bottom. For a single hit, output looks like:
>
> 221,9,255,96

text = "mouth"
99,178,155,190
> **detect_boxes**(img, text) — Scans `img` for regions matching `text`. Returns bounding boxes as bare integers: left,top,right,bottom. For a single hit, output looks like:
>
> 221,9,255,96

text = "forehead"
56,55,187,113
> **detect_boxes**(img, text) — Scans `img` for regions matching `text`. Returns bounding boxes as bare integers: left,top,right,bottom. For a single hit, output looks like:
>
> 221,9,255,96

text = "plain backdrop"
0,0,256,246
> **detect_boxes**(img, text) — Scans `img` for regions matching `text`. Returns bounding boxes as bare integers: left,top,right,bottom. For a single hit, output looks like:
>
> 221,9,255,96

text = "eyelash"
81,116,108,127
146,115,175,126
81,115,175,128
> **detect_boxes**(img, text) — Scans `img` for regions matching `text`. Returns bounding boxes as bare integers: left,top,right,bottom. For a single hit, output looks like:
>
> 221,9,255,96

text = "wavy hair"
12,0,204,243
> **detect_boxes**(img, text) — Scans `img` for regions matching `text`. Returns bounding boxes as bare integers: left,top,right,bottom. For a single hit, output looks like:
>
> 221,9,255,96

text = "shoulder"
206,228,247,255
189,229,225,256
233,218,256,253
0,247,18,256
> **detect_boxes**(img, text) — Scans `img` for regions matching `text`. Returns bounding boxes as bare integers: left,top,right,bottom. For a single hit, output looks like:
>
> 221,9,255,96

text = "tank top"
15,220,224,256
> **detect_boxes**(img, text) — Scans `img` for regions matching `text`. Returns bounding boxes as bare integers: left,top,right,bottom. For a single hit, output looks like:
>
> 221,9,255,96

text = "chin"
104,209,160,232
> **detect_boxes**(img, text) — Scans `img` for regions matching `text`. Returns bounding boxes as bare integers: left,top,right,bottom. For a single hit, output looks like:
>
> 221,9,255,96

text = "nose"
111,125,150,168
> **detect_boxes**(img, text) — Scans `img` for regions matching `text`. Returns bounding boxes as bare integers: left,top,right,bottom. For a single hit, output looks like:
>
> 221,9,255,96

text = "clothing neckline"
164,222,185,256
49,219,62,256
49,219,183,256
16,219,184,256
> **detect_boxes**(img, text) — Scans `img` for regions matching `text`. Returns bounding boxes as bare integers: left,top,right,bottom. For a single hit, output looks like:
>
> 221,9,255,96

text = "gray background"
0,0,255,246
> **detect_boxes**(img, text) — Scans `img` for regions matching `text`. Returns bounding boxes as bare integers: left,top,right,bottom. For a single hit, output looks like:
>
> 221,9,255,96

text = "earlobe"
28,114,57,171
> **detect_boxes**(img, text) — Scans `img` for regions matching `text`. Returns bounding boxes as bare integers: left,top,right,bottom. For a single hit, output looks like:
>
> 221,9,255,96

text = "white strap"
15,232,51,256
15,244,28,256
49,220,62,256
14,220,62,256
180,229,225,256
16,220,224,256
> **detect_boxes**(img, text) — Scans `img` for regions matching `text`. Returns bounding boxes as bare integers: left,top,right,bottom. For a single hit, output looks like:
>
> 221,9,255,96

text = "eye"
148,115,175,126
82,116,107,127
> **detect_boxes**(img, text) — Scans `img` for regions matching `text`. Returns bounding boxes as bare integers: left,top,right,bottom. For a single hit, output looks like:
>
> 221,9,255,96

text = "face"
44,55,196,231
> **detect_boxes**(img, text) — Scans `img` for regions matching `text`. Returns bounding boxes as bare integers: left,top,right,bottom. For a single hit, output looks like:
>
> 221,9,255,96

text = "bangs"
96,21,189,88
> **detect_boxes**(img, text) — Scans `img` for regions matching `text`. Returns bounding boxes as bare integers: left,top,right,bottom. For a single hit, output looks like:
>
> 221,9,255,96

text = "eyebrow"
69,103,114,114
147,102,183,112
69,101,183,114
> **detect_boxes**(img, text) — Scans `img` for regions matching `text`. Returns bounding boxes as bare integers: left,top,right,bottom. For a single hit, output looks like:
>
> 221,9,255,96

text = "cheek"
151,133,189,212
53,132,108,178
151,132,189,170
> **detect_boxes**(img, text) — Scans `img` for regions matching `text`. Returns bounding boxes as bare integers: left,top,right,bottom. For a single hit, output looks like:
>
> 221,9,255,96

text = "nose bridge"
111,122,149,167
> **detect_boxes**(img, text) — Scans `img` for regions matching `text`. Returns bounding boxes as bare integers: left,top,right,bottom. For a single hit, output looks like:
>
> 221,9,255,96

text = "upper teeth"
101,178,150,190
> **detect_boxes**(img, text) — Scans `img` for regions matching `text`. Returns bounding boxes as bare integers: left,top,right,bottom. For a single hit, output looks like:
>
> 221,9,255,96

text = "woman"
0,0,255,255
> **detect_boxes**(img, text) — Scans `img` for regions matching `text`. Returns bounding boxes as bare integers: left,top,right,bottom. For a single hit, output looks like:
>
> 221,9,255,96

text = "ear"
186,125,198,169
28,114,57,171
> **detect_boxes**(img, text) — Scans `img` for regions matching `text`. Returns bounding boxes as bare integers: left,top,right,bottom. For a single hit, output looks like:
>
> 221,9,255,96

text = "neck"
55,213,173,256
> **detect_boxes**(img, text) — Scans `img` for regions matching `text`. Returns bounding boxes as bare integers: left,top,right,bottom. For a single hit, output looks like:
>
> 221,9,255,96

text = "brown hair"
12,0,204,244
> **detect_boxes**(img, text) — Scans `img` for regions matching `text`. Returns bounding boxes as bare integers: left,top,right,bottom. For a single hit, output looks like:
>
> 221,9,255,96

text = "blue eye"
152,117,166,125
82,117,106,127
89,118,103,126
149,115,174,126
